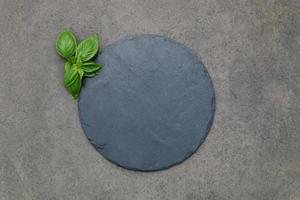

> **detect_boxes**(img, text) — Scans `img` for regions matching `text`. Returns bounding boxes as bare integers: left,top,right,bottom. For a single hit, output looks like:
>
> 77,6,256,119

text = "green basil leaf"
56,28,77,59
64,64,82,99
64,64,78,87
84,72,100,77
67,76,81,99
82,61,102,77
76,34,99,62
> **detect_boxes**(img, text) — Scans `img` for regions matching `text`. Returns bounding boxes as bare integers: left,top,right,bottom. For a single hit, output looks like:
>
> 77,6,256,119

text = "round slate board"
78,34,215,171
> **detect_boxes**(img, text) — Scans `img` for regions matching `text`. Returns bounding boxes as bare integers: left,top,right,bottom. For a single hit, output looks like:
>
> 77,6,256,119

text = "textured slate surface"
78,35,215,171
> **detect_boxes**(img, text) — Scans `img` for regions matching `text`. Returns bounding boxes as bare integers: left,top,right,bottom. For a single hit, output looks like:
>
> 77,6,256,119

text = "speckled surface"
78,34,215,171
0,0,299,199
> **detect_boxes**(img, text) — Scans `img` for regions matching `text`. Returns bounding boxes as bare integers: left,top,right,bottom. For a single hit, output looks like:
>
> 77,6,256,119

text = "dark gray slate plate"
78,34,215,171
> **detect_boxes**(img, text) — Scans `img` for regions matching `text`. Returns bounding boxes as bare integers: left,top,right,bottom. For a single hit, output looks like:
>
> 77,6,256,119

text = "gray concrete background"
0,0,299,199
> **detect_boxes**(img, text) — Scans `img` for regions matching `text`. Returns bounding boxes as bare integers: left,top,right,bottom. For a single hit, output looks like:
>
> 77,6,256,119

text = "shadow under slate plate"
78,34,215,171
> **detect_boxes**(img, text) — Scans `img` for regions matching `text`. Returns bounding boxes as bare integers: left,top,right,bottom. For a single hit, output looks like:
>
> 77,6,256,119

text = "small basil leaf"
67,76,81,99
64,64,78,87
76,34,99,62
64,64,82,99
82,62,101,72
56,29,77,59
84,71,99,77
82,62,102,77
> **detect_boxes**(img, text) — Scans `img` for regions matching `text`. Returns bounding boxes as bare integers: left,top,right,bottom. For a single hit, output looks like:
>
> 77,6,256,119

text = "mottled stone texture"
79,35,215,171
0,0,299,199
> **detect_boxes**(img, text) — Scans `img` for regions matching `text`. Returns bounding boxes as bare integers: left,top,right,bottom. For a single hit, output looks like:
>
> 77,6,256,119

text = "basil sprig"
56,28,102,99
